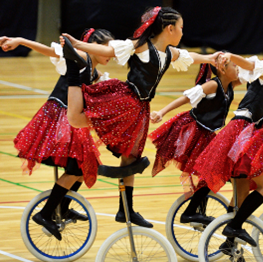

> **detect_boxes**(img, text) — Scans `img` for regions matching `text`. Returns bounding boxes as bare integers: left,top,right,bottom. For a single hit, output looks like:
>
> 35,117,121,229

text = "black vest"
126,40,172,101
232,79,263,123
48,54,98,107
190,77,234,131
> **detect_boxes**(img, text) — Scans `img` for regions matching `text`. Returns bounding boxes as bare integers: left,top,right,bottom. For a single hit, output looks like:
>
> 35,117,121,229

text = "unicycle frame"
119,178,138,261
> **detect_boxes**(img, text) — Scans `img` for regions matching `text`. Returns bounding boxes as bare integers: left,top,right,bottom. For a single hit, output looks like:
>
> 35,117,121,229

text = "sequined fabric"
14,100,101,188
82,79,150,159
242,125,263,178
149,111,216,176
194,119,251,193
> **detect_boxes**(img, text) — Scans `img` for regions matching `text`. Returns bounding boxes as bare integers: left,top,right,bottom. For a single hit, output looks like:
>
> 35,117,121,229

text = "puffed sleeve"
95,72,110,83
49,42,66,75
238,56,263,83
108,39,135,66
171,49,194,71
183,84,206,108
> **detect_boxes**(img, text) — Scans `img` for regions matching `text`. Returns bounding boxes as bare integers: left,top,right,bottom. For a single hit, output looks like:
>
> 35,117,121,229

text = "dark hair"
81,29,114,44
195,64,214,85
133,7,181,48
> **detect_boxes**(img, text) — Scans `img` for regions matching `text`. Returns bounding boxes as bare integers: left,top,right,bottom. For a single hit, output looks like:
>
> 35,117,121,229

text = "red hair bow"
133,6,161,38
83,28,95,42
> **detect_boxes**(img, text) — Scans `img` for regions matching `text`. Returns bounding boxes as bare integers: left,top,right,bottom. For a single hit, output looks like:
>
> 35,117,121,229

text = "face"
222,59,239,81
170,17,183,46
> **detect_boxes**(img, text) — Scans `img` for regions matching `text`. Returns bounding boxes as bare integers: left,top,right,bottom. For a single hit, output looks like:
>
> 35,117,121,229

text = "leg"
233,177,250,207
33,173,85,240
180,186,214,225
223,174,263,246
115,155,153,228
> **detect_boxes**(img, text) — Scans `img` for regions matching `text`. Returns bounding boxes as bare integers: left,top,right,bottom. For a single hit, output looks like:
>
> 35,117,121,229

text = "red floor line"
0,189,233,205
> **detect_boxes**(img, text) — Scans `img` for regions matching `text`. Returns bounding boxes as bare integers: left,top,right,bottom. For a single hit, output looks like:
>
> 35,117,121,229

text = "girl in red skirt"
149,53,256,225
191,53,263,247
0,29,114,240
61,6,220,228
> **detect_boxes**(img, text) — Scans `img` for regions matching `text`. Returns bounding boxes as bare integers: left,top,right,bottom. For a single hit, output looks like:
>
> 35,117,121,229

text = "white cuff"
183,84,206,108
95,72,110,83
109,39,135,66
171,49,194,71
50,42,66,75
238,56,263,83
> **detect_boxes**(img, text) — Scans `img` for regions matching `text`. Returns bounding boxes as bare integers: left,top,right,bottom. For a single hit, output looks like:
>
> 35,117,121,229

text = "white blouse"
183,84,216,108
108,39,193,71
50,42,67,75
238,56,263,83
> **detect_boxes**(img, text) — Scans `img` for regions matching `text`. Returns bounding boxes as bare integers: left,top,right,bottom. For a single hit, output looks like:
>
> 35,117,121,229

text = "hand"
217,52,231,72
209,51,224,68
150,111,163,123
0,36,11,46
0,37,20,51
61,33,79,48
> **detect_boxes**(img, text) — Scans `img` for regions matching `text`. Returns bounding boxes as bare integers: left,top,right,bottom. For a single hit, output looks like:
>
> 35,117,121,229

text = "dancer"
60,6,220,228
189,53,263,247
149,52,255,225
0,28,114,240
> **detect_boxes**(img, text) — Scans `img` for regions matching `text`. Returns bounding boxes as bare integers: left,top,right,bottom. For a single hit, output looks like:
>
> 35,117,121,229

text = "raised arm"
1,37,60,57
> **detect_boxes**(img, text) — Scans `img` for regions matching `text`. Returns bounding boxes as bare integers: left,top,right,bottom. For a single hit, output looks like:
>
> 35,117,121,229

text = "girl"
191,53,263,247
61,6,220,229
0,29,114,240
148,53,252,225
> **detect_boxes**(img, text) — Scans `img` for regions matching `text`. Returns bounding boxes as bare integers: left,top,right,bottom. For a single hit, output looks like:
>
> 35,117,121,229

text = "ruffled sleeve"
95,72,110,83
183,84,206,108
49,42,67,75
238,56,263,83
108,39,135,66
171,49,194,71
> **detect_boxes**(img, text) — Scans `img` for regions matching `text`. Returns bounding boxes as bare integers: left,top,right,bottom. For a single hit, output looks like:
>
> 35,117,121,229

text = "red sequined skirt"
148,111,216,178
194,119,254,193
240,124,263,178
14,100,101,188
82,79,150,159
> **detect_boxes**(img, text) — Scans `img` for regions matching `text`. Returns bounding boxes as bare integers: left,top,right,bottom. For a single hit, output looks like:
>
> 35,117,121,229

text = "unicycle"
20,167,97,261
166,191,229,261
198,178,263,261
95,156,178,262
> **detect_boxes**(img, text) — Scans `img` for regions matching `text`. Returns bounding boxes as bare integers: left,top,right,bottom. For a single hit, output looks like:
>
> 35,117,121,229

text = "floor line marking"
0,250,33,262
0,80,49,94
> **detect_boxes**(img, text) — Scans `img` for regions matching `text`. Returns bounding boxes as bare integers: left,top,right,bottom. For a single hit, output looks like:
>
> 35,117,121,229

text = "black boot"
180,186,214,225
223,190,263,247
32,183,68,240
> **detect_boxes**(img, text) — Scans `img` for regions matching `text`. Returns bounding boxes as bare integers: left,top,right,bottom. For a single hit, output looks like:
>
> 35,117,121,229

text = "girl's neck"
89,54,98,72
151,34,170,52
218,76,231,93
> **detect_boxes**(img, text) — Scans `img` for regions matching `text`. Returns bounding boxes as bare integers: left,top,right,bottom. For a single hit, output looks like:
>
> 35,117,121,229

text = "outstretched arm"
151,96,189,123
220,53,255,71
1,37,59,57
61,33,116,57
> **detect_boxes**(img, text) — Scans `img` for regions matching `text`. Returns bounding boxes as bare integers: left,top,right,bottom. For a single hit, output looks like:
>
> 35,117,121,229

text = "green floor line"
0,177,42,192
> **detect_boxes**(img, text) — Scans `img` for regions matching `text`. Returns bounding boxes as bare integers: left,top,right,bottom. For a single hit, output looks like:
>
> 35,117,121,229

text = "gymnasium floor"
0,50,262,261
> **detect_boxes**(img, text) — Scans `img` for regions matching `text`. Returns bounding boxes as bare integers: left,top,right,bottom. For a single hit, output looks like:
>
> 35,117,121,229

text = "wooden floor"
0,51,262,262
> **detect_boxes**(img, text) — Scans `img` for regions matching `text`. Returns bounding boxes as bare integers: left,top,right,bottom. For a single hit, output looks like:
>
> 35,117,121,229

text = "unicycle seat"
98,156,150,178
